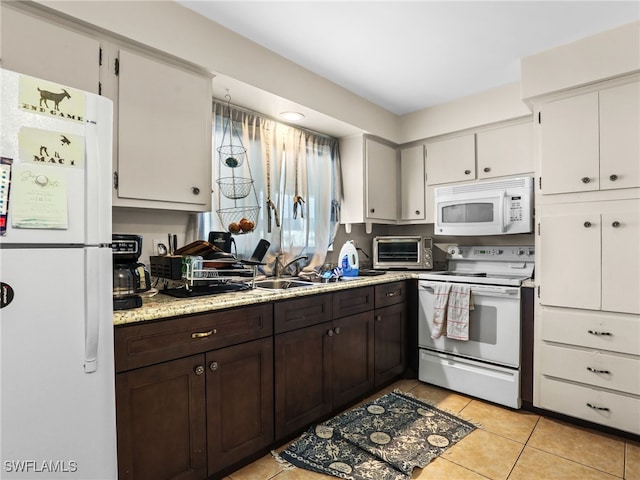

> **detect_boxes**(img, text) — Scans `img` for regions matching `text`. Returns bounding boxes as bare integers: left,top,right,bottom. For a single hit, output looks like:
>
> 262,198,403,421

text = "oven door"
418,280,521,367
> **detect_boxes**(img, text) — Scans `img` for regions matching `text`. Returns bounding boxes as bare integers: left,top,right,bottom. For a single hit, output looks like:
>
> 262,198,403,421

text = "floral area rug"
276,390,476,480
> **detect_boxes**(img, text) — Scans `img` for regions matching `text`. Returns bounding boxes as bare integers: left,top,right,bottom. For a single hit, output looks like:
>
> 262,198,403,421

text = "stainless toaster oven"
373,236,435,270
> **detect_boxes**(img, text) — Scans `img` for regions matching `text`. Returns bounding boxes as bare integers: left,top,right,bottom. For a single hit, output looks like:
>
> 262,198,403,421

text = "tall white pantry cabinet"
533,75,640,435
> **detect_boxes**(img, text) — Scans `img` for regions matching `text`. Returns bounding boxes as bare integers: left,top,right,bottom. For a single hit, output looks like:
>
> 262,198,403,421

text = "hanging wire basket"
216,206,260,234
217,144,246,168
217,176,253,200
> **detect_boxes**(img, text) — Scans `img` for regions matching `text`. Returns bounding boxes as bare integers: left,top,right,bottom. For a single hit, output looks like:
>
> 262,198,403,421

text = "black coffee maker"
112,234,151,310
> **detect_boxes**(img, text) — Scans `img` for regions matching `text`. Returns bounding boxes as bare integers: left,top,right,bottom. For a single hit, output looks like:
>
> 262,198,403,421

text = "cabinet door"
365,138,397,221
0,5,99,93
332,312,375,408
116,355,207,480
374,303,407,387
600,81,640,191
539,214,601,310
116,49,211,209
539,92,599,195
400,145,426,221
275,322,332,440
206,338,274,476
602,207,640,314
425,134,475,185
477,121,533,179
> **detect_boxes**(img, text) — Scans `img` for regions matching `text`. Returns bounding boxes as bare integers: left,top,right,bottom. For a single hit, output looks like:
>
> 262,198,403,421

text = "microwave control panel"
508,195,524,222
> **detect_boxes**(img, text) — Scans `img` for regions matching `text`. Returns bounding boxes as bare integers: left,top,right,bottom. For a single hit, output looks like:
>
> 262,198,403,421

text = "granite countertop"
113,272,414,326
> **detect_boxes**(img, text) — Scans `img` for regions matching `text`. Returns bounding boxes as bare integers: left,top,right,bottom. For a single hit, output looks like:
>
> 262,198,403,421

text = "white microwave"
434,177,534,236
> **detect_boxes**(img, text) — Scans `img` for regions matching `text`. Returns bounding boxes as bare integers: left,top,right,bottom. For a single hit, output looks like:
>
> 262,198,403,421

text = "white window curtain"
188,101,342,275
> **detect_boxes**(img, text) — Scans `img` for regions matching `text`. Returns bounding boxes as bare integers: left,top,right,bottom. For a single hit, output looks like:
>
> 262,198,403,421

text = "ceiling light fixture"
280,111,305,122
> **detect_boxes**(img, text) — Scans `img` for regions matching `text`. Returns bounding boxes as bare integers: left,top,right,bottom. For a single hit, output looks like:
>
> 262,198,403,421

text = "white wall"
521,20,640,101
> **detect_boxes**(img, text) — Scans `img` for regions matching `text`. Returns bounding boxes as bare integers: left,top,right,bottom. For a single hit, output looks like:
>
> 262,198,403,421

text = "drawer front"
115,304,273,372
274,293,332,334
333,286,374,319
539,343,640,395
540,306,640,355
538,375,640,435
375,281,407,308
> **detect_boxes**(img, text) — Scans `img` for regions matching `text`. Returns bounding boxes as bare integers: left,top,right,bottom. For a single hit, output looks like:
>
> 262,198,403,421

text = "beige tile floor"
224,379,640,480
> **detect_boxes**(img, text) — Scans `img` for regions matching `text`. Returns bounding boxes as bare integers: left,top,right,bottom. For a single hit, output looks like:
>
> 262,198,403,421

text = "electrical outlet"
152,239,166,256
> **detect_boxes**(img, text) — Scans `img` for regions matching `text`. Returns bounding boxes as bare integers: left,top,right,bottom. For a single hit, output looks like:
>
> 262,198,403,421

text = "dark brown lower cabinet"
206,337,274,476
332,311,375,409
116,355,207,480
275,322,333,440
374,302,407,387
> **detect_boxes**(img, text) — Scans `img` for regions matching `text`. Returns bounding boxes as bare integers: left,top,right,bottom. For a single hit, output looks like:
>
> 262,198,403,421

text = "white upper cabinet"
113,49,212,211
399,144,425,222
538,81,640,195
425,134,475,185
599,82,640,191
476,121,533,179
365,138,398,222
0,5,99,94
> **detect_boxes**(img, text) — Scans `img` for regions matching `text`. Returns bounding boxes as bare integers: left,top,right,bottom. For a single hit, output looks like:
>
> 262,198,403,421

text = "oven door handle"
419,282,519,298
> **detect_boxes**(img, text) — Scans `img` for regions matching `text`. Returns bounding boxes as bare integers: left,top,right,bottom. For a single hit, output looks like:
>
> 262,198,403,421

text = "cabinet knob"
586,403,610,412
327,329,334,337
464,170,471,175
583,221,592,228
609,174,618,181
612,221,621,228
192,186,201,195
386,291,397,297
334,327,341,335
375,315,382,322
194,365,205,376
581,177,591,184
209,361,219,372
415,210,421,215
370,208,375,213
483,167,491,173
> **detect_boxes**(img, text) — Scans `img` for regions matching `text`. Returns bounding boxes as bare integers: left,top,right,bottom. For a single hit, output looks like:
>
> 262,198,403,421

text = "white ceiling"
177,1,639,117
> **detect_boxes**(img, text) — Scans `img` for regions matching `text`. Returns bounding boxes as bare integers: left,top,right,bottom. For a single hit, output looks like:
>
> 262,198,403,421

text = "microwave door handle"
499,192,506,233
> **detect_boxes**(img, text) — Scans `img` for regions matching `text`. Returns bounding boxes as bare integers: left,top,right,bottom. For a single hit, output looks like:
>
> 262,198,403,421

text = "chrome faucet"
274,254,309,277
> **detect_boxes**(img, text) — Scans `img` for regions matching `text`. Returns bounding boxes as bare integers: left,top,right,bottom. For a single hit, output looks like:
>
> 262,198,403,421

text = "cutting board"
174,240,222,257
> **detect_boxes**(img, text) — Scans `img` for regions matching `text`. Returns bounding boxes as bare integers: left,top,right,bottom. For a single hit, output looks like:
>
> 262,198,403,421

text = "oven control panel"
447,245,534,260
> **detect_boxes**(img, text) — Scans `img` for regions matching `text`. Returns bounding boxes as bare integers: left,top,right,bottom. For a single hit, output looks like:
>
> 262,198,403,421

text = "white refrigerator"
0,68,117,478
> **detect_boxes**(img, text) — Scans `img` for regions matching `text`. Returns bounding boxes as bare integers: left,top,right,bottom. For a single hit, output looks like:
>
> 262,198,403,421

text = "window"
194,102,342,274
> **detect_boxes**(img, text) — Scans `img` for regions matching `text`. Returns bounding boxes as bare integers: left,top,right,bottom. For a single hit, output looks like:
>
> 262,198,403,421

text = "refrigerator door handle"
84,248,99,373
84,248,111,373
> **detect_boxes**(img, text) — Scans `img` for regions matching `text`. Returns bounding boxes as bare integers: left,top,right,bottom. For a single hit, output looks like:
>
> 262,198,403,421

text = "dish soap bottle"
338,240,359,277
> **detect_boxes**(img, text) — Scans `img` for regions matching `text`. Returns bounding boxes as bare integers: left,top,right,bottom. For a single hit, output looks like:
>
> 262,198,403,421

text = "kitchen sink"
254,278,316,290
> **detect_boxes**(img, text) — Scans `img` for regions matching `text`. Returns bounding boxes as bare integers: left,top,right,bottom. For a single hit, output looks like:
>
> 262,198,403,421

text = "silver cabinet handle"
584,221,592,228
327,329,334,337
334,327,341,335
586,403,610,412
192,186,200,195
192,329,216,339
386,291,397,297
588,330,612,336
587,367,610,374
609,174,618,181
194,365,205,376
209,361,219,372
581,176,591,184
415,210,420,215
375,315,382,322
612,221,621,228
464,169,471,175
483,167,491,173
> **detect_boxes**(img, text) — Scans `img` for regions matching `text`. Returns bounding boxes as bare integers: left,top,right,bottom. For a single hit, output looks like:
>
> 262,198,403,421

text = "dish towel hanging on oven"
431,282,453,339
446,284,474,341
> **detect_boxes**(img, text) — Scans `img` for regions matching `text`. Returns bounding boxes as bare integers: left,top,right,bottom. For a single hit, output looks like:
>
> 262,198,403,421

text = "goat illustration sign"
18,127,84,168
18,75,85,124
